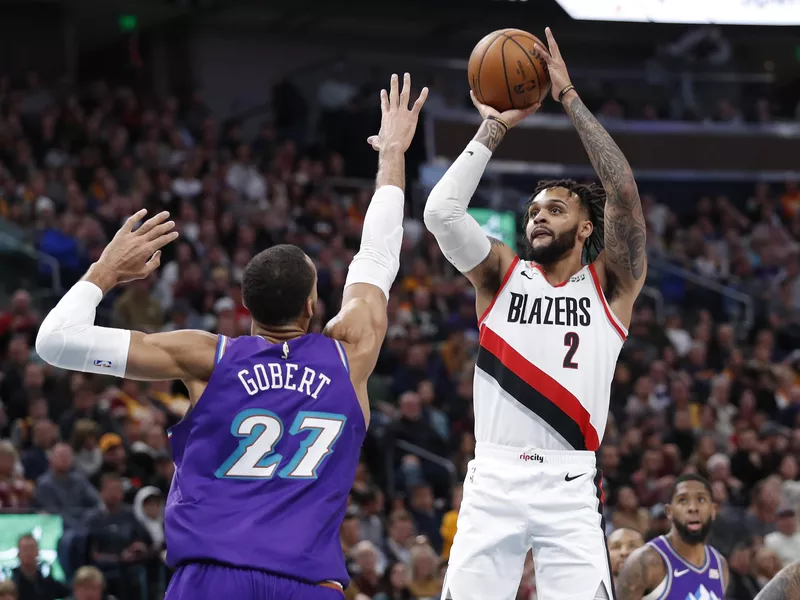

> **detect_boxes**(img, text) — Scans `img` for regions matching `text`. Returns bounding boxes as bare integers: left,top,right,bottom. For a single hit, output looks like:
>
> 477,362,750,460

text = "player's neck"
252,324,308,344
533,253,585,286
666,531,706,567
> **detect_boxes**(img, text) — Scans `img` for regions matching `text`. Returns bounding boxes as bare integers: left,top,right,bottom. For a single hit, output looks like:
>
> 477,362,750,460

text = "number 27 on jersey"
215,409,346,480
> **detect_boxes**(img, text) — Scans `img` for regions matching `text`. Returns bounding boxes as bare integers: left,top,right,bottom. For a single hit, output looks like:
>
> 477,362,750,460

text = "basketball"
468,29,551,113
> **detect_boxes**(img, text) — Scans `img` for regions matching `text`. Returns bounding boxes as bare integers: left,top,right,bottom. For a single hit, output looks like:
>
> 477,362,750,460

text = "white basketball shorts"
442,443,614,600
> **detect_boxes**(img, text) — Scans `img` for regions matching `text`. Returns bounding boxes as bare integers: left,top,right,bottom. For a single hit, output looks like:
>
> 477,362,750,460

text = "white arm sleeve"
35,281,131,377
423,140,493,273
344,184,405,301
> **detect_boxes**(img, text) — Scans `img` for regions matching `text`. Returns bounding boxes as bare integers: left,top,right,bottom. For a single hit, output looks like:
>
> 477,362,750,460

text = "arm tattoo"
755,561,800,600
473,119,506,152
563,94,646,283
616,547,664,600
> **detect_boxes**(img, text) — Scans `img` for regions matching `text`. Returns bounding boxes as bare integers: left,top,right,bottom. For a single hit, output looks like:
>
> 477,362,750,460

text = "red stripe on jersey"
479,326,600,451
588,263,627,342
478,255,520,327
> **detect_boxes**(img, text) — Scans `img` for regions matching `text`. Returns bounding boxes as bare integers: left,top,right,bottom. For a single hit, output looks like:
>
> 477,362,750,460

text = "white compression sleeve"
35,281,131,377
344,184,405,301
423,140,493,273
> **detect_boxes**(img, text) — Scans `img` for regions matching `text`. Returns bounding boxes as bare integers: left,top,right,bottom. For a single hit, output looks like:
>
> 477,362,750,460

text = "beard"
673,518,713,544
527,224,580,266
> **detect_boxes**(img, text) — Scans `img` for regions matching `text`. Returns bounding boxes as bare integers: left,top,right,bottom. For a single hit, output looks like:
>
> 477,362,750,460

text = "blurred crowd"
0,65,796,600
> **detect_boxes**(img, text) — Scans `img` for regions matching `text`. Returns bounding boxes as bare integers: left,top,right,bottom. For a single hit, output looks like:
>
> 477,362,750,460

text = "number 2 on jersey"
563,332,580,369
215,409,346,480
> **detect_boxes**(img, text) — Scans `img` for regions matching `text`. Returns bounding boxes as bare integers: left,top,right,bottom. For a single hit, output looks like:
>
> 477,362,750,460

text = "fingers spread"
144,220,175,242
136,211,170,236
412,87,429,115
123,209,147,233
149,230,179,252
400,73,411,109
380,89,389,114
389,74,399,108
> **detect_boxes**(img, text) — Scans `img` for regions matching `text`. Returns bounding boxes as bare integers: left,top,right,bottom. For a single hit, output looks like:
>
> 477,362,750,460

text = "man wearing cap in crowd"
766,506,800,567
95,433,141,501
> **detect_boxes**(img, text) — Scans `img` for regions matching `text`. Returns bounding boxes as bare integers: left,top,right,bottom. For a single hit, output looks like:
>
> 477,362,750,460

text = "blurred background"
0,0,798,598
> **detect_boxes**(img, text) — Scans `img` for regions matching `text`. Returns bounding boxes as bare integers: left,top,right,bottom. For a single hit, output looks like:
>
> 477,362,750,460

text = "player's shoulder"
621,543,667,587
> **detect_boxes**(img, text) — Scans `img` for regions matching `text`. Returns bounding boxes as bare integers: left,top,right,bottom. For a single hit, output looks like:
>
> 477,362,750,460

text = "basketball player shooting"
423,28,646,600
35,73,427,600
616,474,728,600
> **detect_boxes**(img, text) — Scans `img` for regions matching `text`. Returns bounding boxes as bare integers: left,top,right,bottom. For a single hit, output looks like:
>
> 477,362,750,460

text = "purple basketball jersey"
646,535,726,600
165,333,365,587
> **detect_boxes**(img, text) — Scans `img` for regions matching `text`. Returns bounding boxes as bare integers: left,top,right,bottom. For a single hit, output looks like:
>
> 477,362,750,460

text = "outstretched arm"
36,210,217,385
615,545,667,600
423,94,538,317
324,74,427,418
537,28,646,306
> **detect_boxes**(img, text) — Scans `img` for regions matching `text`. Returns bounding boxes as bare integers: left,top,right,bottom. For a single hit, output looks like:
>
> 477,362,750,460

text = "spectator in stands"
373,561,413,600
0,581,17,600
70,420,103,480
34,443,101,531
727,543,761,600
67,566,117,600
611,485,650,534
59,375,114,441
408,542,441,600
384,511,415,567
0,440,32,509
764,506,800,567
10,533,70,600
22,420,58,482
753,548,783,590
440,483,461,561
407,483,443,554
86,474,150,600
746,477,782,539
349,541,382,598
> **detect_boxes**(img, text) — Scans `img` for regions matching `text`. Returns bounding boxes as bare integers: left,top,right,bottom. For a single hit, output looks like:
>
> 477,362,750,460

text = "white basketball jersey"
474,256,627,451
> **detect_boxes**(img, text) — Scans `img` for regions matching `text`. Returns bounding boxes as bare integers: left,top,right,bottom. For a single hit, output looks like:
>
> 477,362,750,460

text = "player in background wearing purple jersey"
35,73,427,600
616,474,729,600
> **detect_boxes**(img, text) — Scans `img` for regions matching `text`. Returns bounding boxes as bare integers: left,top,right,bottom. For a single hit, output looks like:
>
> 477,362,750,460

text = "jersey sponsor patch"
709,569,719,580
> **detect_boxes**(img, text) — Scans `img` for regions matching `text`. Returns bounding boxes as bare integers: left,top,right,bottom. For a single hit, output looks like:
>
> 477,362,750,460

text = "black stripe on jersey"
475,347,586,451
594,469,618,600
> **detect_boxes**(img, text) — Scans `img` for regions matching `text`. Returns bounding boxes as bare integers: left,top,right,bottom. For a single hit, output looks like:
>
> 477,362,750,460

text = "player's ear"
580,218,593,243
711,501,718,520
305,296,315,320
664,503,673,521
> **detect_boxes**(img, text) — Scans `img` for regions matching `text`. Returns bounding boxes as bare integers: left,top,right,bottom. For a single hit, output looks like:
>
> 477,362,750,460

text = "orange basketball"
468,29,551,112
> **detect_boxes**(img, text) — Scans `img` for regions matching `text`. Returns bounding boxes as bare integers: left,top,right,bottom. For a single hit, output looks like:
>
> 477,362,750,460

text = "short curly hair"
522,179,606,263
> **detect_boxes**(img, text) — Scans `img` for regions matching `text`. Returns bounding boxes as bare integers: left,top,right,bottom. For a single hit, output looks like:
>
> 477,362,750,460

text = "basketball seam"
499,35,516,111
475,31,505,105
507,34,544,104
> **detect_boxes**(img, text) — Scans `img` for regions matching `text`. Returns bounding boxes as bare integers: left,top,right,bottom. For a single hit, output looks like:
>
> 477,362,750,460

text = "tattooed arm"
562,92,646,300
754,560,800,600
616,546,667,600
537,27,646,324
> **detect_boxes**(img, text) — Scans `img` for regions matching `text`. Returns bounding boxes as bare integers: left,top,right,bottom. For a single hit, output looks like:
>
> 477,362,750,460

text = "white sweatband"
35,281,131,377
423,140,492,273
344,184,405,301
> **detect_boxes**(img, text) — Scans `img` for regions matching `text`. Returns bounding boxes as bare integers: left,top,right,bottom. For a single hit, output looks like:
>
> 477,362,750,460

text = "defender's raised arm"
323,73,427,421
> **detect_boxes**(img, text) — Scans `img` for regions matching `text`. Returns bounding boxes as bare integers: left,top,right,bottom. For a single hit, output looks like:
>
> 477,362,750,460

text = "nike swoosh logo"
674,569,689,577
564,473,584,482
466,151,474,156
